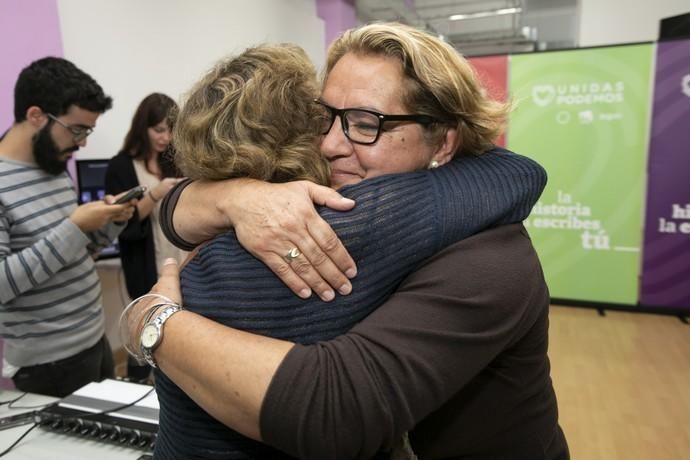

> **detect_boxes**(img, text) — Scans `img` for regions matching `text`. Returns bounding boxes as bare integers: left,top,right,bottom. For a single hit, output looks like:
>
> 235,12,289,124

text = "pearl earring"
429,160,439,169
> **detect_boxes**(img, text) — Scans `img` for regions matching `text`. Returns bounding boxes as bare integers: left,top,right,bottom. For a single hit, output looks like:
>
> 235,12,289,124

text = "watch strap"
141,304,182,368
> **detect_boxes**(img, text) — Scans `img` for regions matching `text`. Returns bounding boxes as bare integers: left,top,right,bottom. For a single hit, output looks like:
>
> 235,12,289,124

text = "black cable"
0,422,39,457
71,387,155,420
0,393,27,406
7,401,50,410
0,385,154,456
8,393,50,410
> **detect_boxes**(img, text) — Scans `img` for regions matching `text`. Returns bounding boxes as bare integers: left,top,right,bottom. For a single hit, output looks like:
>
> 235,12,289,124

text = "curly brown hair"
174,44,330,185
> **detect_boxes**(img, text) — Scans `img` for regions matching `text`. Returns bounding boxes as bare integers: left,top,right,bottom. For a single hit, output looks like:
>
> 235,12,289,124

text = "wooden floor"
548,305,690,460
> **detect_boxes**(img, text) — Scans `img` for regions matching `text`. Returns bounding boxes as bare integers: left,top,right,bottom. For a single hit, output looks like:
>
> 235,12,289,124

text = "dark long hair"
121,93,177,166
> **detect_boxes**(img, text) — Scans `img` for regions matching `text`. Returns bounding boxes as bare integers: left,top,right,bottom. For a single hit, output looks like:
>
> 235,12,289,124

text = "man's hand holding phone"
69,187,142,232
114,185,147,204
70,199,135,231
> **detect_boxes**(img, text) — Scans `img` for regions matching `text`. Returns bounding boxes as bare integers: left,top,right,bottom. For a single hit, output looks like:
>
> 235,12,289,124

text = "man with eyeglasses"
0,57,136,397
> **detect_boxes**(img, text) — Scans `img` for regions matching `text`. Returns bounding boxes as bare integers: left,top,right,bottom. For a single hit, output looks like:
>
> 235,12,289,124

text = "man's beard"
32,122,78,175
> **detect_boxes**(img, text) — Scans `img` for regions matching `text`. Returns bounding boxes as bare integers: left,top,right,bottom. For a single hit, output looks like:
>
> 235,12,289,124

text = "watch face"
141,324,160,349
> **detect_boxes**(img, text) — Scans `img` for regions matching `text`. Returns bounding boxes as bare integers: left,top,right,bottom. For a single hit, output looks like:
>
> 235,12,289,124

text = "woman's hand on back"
224,180,358,301
153,177,186,202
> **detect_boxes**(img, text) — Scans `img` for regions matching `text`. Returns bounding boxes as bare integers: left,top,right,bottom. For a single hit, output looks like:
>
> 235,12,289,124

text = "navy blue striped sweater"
154,147,547,459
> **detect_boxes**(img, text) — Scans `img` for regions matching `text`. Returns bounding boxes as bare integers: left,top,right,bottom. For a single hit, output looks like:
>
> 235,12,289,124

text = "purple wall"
0,0,63,131
640,39,690,310
315,0,356,49
0,0,63,389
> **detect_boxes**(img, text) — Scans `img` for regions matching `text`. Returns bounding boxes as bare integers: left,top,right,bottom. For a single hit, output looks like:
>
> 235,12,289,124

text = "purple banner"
315,0,356,49
0,0,63,389
640,39,690,311
0,0,63,131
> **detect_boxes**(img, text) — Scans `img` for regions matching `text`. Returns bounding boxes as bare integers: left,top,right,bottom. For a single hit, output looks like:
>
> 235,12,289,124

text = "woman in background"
105,93,186,381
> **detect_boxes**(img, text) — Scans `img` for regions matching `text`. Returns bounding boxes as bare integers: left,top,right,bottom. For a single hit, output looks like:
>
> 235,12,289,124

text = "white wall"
57,0,325,160
578,0,688,47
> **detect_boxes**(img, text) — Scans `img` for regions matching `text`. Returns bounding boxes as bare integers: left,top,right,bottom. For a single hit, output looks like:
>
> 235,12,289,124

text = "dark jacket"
265,225,569,460
104,151,157,298
153,148,567,459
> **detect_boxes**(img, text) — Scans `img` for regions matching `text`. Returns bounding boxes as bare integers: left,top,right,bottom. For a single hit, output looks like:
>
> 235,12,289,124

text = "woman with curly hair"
127,31,563,459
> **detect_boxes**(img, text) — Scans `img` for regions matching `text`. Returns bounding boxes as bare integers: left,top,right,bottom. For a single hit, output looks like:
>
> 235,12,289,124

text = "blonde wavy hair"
174,44,330,184
325,22,509,155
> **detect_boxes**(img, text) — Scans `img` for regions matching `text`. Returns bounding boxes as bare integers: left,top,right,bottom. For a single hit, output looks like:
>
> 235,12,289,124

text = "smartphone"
114,185,147,204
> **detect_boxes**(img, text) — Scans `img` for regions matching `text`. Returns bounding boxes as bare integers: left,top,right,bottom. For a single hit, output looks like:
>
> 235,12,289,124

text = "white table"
0,390,150,459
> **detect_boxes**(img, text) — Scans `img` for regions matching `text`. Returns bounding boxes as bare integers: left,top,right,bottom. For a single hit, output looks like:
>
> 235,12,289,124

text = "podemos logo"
682,74,690,98
532,85,556,107
532,81,625,106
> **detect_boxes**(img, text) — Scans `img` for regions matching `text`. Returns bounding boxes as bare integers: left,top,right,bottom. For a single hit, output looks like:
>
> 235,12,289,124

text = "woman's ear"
431,126,460,167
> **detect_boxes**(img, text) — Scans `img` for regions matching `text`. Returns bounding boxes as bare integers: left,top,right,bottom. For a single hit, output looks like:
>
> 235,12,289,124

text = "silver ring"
285,247,301,263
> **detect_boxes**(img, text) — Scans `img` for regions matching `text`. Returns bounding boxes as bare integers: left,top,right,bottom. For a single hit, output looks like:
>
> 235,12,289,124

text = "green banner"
507,44,653,305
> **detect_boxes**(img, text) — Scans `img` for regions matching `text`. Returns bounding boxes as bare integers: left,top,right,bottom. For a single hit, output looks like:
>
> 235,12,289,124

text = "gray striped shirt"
0,158,123,368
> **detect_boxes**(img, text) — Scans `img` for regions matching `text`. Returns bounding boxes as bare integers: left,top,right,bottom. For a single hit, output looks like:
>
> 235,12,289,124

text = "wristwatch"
140,304,182,368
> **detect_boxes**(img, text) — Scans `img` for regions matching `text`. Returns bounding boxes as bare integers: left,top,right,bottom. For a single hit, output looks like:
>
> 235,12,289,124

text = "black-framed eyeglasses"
46,113,93,143
314,99,439,145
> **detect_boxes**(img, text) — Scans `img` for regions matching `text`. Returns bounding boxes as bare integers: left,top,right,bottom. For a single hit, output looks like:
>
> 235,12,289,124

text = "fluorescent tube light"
449,7,522,21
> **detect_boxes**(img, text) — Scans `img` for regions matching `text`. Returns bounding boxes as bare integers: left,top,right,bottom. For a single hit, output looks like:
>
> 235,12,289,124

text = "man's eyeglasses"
46,113,93,143
314,99,439,145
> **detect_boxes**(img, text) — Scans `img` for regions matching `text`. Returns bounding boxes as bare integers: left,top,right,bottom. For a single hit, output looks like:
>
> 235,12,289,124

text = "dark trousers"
12,335,114,398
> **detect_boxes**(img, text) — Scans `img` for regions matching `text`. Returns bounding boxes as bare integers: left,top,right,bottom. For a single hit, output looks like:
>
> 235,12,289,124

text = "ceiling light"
449,7,522,21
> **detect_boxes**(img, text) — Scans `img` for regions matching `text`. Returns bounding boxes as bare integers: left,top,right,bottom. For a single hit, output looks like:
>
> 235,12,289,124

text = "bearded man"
0,57,135,396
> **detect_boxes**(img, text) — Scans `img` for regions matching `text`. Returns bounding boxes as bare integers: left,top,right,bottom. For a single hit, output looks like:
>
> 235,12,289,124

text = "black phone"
114,185,147,204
